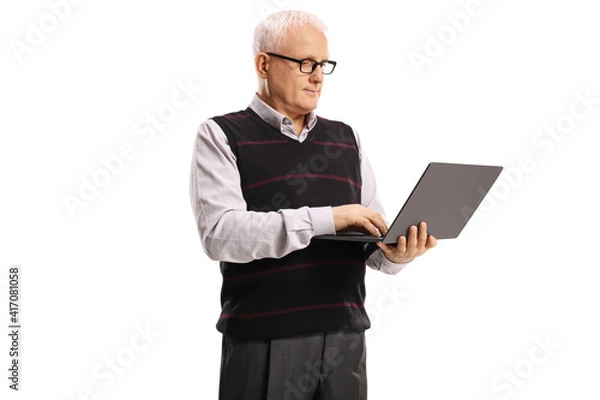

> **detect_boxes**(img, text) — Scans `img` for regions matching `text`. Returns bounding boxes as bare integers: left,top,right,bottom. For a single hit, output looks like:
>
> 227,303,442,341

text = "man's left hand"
376,221,437,264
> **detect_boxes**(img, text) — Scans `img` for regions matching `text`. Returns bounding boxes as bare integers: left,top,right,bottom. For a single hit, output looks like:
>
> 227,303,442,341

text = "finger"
406,225,418,251
377,241,400,260
361,217,382,237
417,221,428,248
378,214,389,235
396,234,407,254
427,235,437,248
376,241,391,253
369,212,388,236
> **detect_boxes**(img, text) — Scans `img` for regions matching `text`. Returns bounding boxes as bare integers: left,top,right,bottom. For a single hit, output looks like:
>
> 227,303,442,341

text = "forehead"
279,25,329,58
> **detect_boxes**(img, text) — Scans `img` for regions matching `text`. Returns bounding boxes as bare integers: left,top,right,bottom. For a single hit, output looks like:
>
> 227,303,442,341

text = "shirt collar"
249,94,318,142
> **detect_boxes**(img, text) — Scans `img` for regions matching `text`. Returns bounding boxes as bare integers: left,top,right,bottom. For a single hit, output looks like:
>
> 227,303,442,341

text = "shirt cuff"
368,249,411,275
308,206,336,236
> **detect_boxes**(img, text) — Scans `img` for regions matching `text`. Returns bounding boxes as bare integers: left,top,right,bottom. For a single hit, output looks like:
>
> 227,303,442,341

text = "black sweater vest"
212,108,371,338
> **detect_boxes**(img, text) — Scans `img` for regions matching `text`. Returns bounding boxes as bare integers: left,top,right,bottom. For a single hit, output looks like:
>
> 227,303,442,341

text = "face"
258,25,329,119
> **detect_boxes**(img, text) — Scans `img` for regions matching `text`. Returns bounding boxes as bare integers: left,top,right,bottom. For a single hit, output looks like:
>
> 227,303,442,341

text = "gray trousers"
219,330,367,400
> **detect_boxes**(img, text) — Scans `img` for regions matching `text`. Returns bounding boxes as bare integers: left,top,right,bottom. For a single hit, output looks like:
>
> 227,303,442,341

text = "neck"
256,92,306,135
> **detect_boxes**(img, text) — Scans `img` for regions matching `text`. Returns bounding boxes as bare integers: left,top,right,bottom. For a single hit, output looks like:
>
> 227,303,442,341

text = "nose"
309,66,324,83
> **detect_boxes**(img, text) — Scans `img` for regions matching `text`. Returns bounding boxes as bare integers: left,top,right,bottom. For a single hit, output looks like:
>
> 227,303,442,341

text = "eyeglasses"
266,53,337,75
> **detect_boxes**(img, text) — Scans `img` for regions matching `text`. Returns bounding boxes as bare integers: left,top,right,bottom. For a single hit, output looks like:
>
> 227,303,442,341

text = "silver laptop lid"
381,162,503,243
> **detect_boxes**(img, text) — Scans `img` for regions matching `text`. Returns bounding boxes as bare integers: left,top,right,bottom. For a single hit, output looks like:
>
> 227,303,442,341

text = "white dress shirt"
189,94,409,274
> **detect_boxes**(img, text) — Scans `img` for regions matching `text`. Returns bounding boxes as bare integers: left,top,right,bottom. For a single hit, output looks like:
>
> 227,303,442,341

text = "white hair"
252,10,328,57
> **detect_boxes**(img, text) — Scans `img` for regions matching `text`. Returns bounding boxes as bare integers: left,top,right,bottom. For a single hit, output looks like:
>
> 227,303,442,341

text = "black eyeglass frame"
266,52,337,75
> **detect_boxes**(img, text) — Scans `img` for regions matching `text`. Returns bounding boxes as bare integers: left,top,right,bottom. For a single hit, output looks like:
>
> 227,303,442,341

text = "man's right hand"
331,204,388,237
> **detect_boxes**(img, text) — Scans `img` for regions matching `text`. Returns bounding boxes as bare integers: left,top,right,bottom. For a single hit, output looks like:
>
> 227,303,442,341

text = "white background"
1,0,599,399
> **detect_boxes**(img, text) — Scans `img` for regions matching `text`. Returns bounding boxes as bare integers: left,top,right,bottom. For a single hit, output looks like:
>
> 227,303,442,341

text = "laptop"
315,162,503,244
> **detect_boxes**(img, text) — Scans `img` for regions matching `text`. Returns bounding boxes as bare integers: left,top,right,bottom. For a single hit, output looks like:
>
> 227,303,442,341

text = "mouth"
304,89,319,96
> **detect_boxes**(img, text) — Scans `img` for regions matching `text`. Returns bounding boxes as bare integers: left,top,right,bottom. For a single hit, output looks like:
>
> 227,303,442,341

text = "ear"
255,53,270,79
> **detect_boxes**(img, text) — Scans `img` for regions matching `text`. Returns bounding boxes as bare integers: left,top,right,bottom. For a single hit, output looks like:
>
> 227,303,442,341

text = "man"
189,10,436,400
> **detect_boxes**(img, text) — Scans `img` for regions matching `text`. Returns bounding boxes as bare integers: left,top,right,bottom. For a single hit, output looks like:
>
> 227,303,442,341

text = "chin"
302,98,320,111
301,105,318,114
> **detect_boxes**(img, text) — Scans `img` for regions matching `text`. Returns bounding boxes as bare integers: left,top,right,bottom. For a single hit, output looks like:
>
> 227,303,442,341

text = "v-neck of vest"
246,107,318,145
